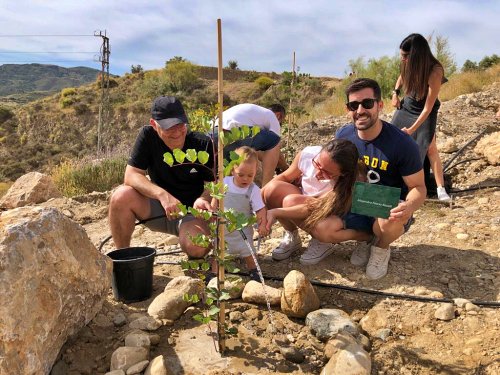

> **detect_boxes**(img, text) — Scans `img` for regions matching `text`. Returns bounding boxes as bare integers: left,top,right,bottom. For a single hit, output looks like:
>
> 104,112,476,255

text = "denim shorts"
142,198,196,236
212,127,280,154
343,211,414,233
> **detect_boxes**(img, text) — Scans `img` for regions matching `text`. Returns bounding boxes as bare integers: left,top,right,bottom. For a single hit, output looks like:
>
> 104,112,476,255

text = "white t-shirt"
298,146,333,197
218,103,281,136
223,176,265,212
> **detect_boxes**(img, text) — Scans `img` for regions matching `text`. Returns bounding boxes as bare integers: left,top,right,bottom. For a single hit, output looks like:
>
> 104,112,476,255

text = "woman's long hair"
400,33,442,100
303,139,362,231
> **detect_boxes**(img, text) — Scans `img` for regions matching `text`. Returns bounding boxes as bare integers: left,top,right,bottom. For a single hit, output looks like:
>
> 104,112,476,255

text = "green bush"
51,156,127,197
255,76,274,91
61,87,77,97
164,60,201,93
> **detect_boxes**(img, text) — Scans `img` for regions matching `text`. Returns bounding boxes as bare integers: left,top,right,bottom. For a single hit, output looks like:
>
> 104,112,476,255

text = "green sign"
351,182,401,219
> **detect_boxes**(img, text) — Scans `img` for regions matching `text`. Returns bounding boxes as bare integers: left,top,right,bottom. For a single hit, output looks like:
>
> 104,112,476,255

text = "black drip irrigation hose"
151,261,500,308
443,128,489,173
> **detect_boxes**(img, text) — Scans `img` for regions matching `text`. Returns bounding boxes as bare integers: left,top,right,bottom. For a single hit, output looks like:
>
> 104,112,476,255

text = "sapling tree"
162,124,261,345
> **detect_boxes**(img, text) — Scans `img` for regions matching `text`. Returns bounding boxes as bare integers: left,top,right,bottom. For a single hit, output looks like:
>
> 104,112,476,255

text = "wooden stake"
216,18,226,355
286,51,296,152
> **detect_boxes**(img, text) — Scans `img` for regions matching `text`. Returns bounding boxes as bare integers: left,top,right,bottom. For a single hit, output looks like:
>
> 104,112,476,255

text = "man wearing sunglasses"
108,96,215,259
336,78,426,280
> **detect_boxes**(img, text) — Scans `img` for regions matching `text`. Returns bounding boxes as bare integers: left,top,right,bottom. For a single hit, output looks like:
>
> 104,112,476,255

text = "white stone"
207,276,246,299
456,233,469,240
126,360,150,374
281,270,320,318
242,280,281,306
147,276,204,321
145,355,172,375
321,342,371,375
435,303,456,321
0,207,111,375
110,347,148,372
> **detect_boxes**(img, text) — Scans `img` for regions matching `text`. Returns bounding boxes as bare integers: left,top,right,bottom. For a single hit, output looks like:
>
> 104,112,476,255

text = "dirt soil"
47,87,499,375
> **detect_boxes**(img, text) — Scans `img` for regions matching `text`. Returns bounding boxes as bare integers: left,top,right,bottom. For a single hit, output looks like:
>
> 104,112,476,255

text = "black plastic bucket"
107,247,156,303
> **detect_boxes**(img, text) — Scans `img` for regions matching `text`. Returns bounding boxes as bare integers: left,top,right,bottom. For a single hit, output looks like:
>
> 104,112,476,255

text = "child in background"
223,146,269,282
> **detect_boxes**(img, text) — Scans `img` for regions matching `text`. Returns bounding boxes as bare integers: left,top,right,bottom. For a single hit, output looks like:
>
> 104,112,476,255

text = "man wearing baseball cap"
108,96,215,258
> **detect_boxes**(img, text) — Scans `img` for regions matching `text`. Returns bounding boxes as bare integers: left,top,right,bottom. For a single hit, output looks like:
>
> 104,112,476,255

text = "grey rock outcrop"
0,206,112,375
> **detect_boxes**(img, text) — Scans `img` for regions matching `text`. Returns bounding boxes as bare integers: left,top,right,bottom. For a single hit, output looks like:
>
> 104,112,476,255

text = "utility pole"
95,30,110,153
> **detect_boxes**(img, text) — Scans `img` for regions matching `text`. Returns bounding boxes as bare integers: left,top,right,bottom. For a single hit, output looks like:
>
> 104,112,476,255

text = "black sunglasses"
346,98,377,111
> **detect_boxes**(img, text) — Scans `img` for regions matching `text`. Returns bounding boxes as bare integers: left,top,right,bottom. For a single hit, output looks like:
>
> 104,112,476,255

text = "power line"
0,51,98,54
0,60,99,63
0,34,94,37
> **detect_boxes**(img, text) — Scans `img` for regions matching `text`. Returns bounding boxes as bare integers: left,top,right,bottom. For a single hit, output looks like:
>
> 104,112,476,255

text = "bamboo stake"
286,51,296,152
216,18,226,355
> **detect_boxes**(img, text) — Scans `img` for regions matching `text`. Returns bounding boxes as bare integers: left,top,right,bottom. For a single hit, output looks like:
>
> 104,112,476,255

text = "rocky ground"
45,85,499,375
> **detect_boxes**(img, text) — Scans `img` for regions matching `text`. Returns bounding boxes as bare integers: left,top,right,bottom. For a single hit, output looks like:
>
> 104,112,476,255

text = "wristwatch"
392,88,401,96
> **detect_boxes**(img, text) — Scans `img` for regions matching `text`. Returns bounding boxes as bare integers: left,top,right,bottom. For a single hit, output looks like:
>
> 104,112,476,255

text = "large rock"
321,341,371,375
147,276,204,320
242,280,282,306
0,172,62,209
306,309,359,341
474,132,500,165
0,206,112,375
280,270,320,318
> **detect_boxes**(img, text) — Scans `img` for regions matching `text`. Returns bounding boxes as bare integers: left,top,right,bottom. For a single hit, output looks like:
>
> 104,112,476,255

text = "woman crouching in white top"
262,138,372,265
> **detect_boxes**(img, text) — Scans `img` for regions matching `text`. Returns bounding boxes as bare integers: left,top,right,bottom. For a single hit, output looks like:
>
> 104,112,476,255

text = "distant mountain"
0,63,102,97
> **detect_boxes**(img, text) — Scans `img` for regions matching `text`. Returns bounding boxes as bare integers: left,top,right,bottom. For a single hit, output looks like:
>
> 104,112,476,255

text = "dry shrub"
440,64,500,101
51,156,127,197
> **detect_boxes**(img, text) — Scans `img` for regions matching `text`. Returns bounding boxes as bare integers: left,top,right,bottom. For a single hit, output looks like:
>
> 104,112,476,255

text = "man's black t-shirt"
128,126,215,207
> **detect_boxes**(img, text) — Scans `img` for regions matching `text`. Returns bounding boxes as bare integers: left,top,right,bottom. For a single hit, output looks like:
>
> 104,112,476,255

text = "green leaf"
179,204,188,216
225,326,238,335
190,294,200,304
230,127,241,140
193,314,205,322
229,151,240,161
241,125,250,138
198,151,209,165
186,149,197,162
219,291,231,301
206,297,214,306
180,260,190,271
208,305,220,316
189,260,200,270
201,262,210,271
163,152,174,166
202,316,212,324
252,126,261,137
183,293,190,302
173,149,186,163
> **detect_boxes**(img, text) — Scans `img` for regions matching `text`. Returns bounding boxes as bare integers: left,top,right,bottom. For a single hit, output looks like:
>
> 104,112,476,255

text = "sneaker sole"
272,243,302,261
299,248,334,265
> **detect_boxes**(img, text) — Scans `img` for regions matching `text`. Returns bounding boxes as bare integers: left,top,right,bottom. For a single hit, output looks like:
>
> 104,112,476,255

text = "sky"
0,0,499,78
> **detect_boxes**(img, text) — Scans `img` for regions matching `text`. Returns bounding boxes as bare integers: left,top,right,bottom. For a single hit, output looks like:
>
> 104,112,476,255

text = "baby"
223,146,269,281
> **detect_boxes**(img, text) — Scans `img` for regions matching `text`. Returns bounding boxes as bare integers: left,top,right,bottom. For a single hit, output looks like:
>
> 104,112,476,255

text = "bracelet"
392,88,401,96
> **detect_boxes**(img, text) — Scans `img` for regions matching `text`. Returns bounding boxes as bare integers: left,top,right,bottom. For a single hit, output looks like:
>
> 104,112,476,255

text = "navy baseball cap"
151,96,188,129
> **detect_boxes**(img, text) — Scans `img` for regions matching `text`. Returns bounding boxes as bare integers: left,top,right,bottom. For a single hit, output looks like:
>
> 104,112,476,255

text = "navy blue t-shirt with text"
336,121,422,199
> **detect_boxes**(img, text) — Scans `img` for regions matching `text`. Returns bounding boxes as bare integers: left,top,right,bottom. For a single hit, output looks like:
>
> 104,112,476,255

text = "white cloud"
0,0,498,76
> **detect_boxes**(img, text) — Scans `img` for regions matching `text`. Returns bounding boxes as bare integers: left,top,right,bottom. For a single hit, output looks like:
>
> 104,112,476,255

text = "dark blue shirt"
336,121,422,199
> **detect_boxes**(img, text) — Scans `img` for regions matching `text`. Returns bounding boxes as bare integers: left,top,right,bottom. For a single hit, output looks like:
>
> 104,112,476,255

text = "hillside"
0,65,338,181
0,63,102,104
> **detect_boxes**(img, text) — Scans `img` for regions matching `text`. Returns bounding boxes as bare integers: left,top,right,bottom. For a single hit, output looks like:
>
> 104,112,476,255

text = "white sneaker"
366,245,391,280
272,230,302,260
299,238,334,265
437,187,451,202
351,236,378,267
